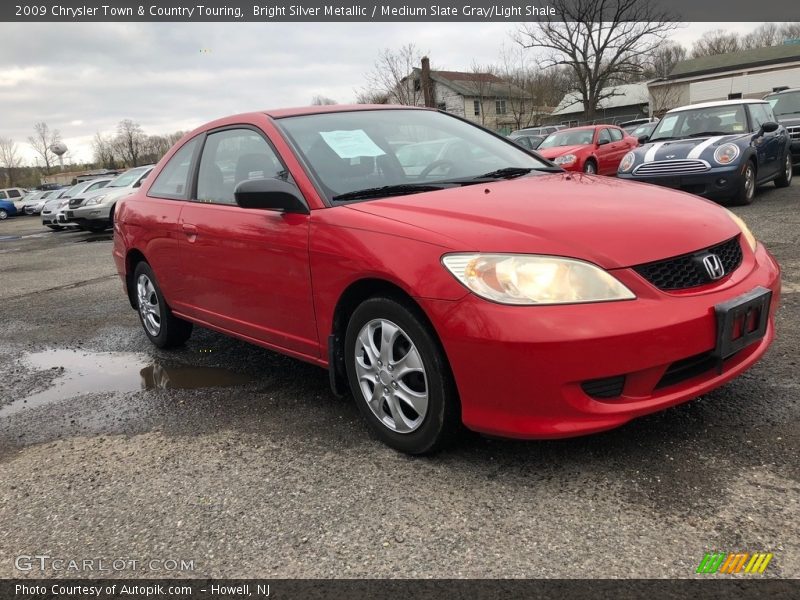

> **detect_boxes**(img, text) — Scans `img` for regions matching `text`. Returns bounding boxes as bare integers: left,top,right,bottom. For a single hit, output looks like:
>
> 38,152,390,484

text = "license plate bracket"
712,286,771,365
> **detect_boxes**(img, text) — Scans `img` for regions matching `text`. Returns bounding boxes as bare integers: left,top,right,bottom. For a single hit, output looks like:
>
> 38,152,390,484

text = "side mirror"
637,135,650,144
760,121,779,134
597,138,610,146
234,178,309,214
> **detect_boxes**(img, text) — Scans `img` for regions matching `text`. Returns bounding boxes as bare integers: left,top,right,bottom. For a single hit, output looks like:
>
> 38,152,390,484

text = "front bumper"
618,163,744,199
63,203,112,225
419,242,780,439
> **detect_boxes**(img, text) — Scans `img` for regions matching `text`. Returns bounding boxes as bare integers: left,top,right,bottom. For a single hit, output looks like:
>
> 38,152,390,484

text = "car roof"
668,99,769,113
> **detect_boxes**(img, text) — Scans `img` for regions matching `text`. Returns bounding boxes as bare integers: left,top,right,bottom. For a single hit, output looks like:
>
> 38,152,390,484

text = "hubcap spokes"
354,318,428,434
136,274,161,336
746,167,755,198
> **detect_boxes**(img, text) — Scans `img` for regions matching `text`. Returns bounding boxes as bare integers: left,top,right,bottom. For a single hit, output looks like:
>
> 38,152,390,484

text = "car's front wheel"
583,160,597,174
133,262,193,348
344,296,460,454
730,161,756,206
775,154,793,188
0,209,8,220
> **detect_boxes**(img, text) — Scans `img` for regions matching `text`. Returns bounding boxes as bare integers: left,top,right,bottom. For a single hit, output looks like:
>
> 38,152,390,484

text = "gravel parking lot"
0,184,798,579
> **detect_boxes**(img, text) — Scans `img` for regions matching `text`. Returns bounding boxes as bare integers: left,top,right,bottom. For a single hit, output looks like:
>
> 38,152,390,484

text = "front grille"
634,159,710,176
633,236,743,291
69,198,85,208
581,375,626,399
786,125,800,141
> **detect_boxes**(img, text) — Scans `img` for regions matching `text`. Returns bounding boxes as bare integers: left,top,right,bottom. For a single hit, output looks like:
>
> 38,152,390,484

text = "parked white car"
42,178,113,230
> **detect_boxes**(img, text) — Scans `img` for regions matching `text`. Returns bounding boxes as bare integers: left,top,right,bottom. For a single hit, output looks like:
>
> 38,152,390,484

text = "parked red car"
113,106,780,454
537,125,639,174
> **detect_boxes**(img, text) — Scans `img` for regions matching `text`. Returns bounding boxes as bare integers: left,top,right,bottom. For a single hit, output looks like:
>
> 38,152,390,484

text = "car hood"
537,145,587,159
634,133,749,163
776,116,800,128
86,186,136,201
345,173,740,269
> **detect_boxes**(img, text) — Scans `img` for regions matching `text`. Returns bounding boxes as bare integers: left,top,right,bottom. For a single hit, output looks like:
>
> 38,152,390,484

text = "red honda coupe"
537,124,639,174
113,106,780,454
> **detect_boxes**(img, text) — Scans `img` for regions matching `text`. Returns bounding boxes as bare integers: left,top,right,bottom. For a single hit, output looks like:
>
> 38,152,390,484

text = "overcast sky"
0,22,763,164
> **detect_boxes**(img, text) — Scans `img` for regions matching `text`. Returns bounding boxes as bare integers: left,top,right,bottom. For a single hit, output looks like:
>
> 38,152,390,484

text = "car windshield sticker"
320,129,386,159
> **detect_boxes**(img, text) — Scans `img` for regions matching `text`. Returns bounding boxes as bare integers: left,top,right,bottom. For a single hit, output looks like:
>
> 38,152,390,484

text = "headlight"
553,154,577,166
442,253,636,305
713,143,739,165
619,151,636,172
84,194,106,206
725,209,757,252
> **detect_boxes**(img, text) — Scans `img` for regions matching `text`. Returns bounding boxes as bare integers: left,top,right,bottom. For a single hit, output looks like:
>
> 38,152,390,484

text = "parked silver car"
42,178,113,230
21,190,62,215
63,166,153,232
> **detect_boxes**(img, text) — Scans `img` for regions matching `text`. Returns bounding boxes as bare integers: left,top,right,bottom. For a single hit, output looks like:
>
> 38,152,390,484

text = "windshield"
631,123,656,137
277,109,550,201
766,91,800,118
651,105,748,141
539,129,594,148
108,167,149,188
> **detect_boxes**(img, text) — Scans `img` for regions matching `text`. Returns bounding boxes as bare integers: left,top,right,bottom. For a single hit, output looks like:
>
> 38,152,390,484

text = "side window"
598,129,612,144
609,128,624,141
196,128,286,206
749,104,767,130
86,180,107,192
149,138,199,199
0,191,7,199
7,189,21,198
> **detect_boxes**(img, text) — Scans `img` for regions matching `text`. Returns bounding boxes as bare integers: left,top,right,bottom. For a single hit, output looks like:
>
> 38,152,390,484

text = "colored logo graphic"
697,552,773,574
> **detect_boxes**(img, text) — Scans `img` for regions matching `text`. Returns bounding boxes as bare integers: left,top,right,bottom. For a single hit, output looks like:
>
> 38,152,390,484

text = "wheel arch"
327,277,448,398
124,248,148,309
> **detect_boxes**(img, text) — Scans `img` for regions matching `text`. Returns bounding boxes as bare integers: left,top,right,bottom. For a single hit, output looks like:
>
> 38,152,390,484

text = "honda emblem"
702,254,725,280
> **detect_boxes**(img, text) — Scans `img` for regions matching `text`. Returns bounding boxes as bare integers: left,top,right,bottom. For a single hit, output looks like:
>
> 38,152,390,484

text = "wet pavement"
0,186,798,578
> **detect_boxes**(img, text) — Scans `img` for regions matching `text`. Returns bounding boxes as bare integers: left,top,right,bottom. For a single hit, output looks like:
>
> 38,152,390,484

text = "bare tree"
355,89,389,104
516,0,676,121
470,60,498,126
114,119,146,167
365,43,426,106
92,132,117,169
741,23,781,50
691,29,742,58
0,137,23,186
643,41,687,79
780,23,800,40
28,122,61,174
311,95,337,105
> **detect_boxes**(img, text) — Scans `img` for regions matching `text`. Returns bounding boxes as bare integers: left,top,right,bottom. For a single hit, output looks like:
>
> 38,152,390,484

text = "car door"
176,126,318,358
594,128,615,174
607,127,629,172
748,103,782,180
143,136,202,303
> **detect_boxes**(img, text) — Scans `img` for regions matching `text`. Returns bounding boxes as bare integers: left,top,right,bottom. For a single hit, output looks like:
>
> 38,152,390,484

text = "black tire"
729,161,756,206
583,159,597,174
133,262,193,349
47,224,64,231
85,223,108,233
774,153,793,188
344,295,461,454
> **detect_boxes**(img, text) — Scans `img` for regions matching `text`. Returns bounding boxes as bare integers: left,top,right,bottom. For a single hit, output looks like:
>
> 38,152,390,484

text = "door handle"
181,223,198,242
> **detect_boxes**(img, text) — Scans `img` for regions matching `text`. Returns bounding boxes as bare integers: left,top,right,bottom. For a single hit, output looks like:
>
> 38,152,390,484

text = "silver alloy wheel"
786,155,793,183
137,274,162,336
354,318,429,433
744,164,755,199
0,209,7,220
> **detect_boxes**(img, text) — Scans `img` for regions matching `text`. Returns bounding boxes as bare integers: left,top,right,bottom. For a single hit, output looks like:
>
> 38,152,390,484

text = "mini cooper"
113,106,780,454
618,99,792,204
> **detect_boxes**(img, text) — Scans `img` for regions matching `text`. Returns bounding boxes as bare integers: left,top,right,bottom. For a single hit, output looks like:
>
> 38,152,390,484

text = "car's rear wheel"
344,296,460,454
133,262,193,348
730,161,756,206
583,160,597,174
775,154,793,188
0,209,8,220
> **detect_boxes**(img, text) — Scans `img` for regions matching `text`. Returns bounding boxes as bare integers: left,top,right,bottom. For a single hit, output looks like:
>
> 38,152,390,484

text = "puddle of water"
1,349,254,418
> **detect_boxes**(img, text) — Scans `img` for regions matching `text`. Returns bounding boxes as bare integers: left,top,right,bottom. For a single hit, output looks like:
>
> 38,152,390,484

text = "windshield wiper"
472,167,536,180
687,131,729,138
331,183,451,202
